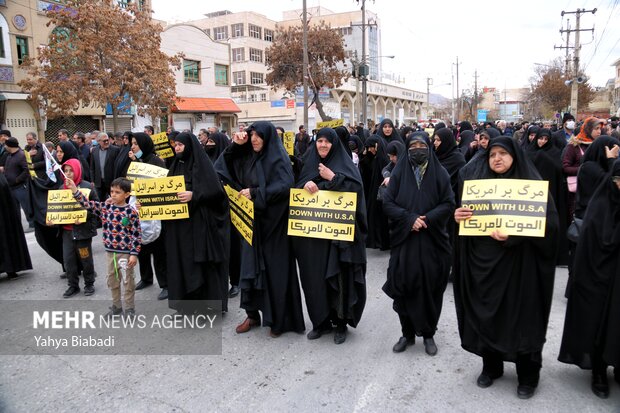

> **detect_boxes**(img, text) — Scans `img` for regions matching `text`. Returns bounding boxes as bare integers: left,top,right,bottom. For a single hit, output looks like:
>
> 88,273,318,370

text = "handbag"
566,217,583,243
567,176,577,193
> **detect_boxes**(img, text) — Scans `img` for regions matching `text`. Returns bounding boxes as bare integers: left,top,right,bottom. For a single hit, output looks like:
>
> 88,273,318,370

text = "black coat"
0,173,32,274
89,145,120,187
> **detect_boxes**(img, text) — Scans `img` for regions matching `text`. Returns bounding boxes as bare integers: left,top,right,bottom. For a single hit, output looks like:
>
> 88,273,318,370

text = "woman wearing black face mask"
382,132,455,356
204,131,229,163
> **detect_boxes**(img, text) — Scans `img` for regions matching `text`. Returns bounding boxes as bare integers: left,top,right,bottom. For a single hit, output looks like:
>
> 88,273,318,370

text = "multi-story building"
612,58,620,117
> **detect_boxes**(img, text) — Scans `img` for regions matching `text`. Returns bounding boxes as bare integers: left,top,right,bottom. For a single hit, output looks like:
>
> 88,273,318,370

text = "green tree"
19,0,182,133
266,22,349,121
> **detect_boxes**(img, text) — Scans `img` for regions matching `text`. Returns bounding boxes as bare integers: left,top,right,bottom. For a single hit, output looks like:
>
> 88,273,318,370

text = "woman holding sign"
453,136,559,399
382,132,454,356
293,127,368,345
166,132,230,314
215,121,305,337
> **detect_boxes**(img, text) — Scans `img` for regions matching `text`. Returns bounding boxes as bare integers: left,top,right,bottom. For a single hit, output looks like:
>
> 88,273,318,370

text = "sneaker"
84,285,95,296
63,286,80,298
124,308,136,320
105,305,123,320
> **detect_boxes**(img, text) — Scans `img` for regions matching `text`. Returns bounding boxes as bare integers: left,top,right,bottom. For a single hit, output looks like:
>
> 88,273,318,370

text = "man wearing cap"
0,129,11,171
3,136,34,231
553,113,575,148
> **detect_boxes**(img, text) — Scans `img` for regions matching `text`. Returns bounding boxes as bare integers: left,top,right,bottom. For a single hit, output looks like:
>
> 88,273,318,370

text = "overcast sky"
151,0,620,98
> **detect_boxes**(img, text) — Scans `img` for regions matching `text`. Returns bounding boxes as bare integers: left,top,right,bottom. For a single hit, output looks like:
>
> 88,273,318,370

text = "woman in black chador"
166,132,230,314
215,121,305,337
558,159,620,399
293,127,367,345
359,135,390,249
382,132,454,356
0,173,32,278
454,136,559,400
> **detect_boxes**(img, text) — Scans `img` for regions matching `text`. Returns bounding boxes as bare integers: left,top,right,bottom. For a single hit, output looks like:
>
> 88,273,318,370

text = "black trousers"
398,314,433,340
96,182,111,202
137,235,167,288
482,350,542,387
62,229,95,288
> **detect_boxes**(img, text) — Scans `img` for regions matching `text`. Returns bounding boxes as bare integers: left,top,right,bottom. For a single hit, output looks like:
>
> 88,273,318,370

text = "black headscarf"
459,121,473,132
484,136,541,180
434,127,466,195
386,140,405,157
521,125,539,149
205,132,229,163
435,127,458,160
334,126,353,158
458,130,475,156
59,141,90,181
377,118,402,144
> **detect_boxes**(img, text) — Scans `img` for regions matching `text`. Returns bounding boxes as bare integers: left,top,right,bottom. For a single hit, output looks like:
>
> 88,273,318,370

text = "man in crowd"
144,125,154,136
295,125,311,157
57,129,70,143
25,132,46,180
3,136,34,231
553,113,575,146
90,132,120,200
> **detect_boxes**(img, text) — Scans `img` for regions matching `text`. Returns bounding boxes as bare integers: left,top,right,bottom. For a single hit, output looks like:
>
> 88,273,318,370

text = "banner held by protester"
283,132,295,156
316,119,344,129
46,188,91,224
134,176,188,221
24,152,37,178
459,179,548,237
288,189,357,241
223,185,254,246
151,132,174,159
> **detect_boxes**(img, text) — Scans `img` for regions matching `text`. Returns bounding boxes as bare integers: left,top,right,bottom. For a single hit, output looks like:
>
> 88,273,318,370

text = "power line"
584,0,620,71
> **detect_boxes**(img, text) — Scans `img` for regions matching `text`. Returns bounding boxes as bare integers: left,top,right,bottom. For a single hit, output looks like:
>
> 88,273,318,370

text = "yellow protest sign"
25,152,37,178
283,132,295,156
316,119,344,129
151,132,174,159
134,176,188,221
459,179,549,237
288,189,357,241
223,185,254,246
126,162,169,180
46,188,91,224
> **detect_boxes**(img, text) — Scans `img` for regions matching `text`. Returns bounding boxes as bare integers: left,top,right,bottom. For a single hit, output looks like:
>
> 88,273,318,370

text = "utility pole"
473,69,479,119
426,77,432,119
560,8,596,117
554,19,572,75
302,0,309,129
351,0,376,128
455,56,460,121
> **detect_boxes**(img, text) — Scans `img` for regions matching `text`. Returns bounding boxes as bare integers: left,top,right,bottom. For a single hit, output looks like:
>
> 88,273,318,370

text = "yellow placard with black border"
151,132,174,159
46,188,91,224
25,152,37,178
288,188,357,241
316,119,344,129
283,132,295,156
134,176,188,221
223,185,254,246
459,179,548,237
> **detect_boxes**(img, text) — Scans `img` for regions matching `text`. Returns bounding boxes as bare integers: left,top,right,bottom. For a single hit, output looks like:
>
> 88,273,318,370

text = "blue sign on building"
477,109,488,122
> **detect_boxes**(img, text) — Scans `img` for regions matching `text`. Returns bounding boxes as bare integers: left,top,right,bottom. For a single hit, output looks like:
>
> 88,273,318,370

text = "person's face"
250,131,264,152
122,135,129,146
0,134,8,144
62,166,74,181
26,135,36,147
56,145,64,162
58,132,68,142
479,135,490,149
592,123,602,138
71,134,79,143
537,135,549,148
528,132,536,142
488,146,513,174
109,186,129,206
174,141,185,155
114,136,123,146
433,136,441,150
131,138,140,154
367,145,377,155
382,123,393,136
409,141,428,150
388,153,397,164
100,136,110,149
316,137,332,158
85,134,92,144
198,131,208,144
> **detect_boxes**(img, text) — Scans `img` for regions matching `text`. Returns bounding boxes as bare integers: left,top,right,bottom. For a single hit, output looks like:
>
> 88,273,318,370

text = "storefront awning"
173,97,241,113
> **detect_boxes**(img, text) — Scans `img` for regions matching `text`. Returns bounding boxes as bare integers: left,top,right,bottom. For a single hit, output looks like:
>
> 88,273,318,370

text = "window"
249,24,261,39
264,29,274,42
0,27,4,59
338,27,352,36
233,71,246,85
214,26,228,41
215,64,228,86
183,59,200,84
250,71,263,85
249,48,263,63
260,93,267,101
249,94,256,102
231,23,244,38
264,51,270,65
16,36,28,65
232,47,244,62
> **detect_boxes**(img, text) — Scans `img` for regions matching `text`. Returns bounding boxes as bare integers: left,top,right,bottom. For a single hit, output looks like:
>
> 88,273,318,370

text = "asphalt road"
0,217,618,412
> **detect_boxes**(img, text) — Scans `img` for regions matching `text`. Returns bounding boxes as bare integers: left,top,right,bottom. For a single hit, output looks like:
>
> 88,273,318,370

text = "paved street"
0,217,619,412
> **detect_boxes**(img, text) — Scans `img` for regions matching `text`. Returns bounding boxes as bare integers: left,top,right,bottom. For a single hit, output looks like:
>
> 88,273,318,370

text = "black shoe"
158,288,168,300
63,286,80,298
334,325,347,345
59,273,68,279
392,336,415,353
84,285,95,296
123,308,136,320
307,326,333,340
591,372,609,399
105,305,123,320
135,280,152,290
477,371,503,388
517,384,536,399
7,272,19,279
228,285,240,298
423,337,438,356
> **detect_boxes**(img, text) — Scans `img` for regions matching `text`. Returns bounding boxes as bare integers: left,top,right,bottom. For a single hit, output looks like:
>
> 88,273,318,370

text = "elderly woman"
454,136,559,399
382,132,454,356
293,127,367,345
559,159,620,398
215,121,305,337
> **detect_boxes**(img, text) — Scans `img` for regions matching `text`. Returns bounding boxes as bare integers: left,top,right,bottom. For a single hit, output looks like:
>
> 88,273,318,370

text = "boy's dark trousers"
62,229,95,288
